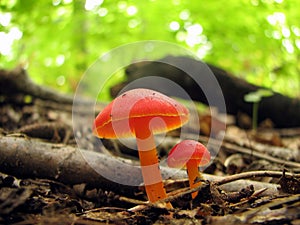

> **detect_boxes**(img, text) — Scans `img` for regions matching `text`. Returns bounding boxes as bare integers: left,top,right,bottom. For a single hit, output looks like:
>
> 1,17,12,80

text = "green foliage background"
0,0,299,100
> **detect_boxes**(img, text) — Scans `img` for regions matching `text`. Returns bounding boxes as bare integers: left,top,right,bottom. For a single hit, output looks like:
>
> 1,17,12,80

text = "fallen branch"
0,136,281,197
0,66,94,107
0,66,74,104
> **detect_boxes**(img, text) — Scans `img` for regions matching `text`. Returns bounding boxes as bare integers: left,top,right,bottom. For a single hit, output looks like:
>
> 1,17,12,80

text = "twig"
118,196,148,205
151,182,209,207
229,187,268,208
12,122,72,142
197,135,300,169
214,170,300,186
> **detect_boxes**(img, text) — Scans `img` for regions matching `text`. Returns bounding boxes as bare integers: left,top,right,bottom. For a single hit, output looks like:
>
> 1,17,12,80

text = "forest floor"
1,68,300,225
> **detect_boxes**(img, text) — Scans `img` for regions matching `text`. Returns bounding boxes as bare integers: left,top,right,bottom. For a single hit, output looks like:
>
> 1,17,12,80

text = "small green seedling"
244,89,273,130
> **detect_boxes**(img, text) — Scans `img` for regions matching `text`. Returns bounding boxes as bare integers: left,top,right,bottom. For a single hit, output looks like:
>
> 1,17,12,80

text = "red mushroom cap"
167,140,211,168
93,88,189,139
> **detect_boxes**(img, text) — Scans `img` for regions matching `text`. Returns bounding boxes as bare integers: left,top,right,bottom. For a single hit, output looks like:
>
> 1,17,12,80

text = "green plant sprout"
244,89,274,130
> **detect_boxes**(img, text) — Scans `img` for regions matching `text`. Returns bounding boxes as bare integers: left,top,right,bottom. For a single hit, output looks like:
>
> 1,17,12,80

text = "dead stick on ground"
0,136,282,197
214,170,300,186
196,135,300,169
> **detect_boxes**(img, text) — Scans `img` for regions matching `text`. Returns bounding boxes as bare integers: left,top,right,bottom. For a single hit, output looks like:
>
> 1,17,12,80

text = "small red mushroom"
93,88,189,208
167,140,211,199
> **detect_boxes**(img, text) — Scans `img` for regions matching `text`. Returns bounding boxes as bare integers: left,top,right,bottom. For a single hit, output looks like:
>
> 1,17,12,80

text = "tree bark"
0,136,279,197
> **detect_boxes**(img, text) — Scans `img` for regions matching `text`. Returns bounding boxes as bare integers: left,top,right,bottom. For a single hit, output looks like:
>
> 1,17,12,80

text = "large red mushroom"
93,88,189,208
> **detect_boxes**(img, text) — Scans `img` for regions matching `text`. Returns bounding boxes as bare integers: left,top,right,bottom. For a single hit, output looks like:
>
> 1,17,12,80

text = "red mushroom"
167,140,211,199
93,88,189,208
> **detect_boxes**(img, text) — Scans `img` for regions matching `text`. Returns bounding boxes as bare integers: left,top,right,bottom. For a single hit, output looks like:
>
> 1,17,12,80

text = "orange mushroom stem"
134,119,171,207
93,88,189,208
167,140,211,199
